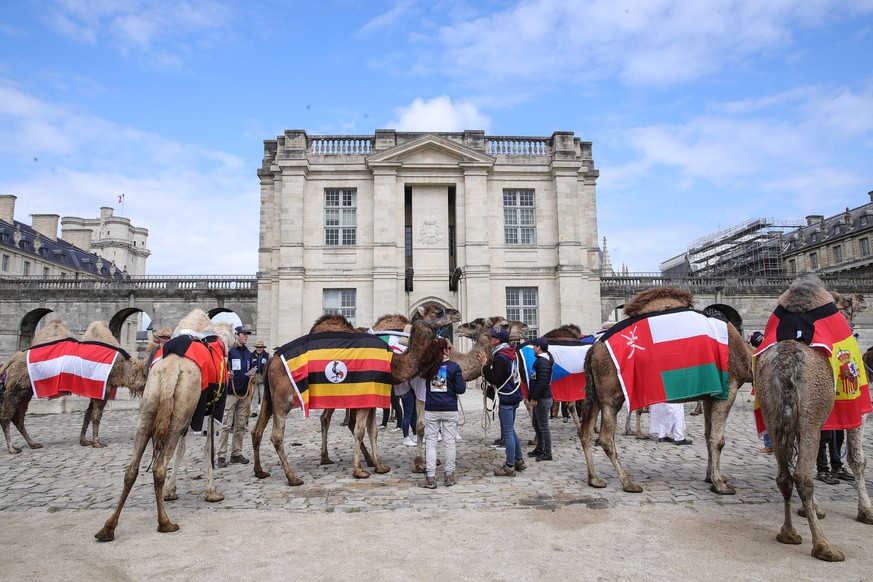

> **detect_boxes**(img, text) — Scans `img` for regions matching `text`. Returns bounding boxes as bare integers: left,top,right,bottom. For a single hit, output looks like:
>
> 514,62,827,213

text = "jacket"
424,360,466,412
528,353,553,401
227,344,253,397
482,345,523,405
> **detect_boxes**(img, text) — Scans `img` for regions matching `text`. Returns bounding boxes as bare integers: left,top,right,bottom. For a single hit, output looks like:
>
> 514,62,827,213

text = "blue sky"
2,0,872,275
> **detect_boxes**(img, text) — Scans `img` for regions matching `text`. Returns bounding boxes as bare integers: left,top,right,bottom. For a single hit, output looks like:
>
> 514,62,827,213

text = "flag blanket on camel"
517,340,589,402
753,303,871,431
26,339,124,400
601,308,730,412
278,331,394,417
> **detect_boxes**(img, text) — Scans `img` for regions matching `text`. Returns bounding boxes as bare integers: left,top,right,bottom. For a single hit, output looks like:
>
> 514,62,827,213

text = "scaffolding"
684,217,805,276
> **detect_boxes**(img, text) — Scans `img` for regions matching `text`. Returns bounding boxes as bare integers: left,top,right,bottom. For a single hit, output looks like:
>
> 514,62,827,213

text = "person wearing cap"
527,337,554,461
145,325,174,379
250,339,269,418
217,325,255,467
476,327,525,476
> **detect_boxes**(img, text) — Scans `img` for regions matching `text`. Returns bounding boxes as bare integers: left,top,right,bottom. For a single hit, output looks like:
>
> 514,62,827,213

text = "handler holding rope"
217,325,255,468
477,327,526,477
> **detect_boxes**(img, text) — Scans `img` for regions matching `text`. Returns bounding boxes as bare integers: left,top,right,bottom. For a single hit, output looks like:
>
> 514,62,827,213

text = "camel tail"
583,347,600,408
152,364,182,451
768,343,803,463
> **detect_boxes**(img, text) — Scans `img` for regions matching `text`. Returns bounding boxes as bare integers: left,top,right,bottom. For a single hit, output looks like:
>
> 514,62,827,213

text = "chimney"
31,214,60,239
868,190,873,203
806,215,824,226
62,228,93,251
0,194,15,223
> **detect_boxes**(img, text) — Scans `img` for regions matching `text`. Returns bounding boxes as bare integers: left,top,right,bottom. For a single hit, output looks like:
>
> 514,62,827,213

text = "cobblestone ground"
1,387,870,516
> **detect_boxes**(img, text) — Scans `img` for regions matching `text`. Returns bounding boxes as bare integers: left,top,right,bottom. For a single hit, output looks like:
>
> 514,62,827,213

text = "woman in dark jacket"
528,337,553,461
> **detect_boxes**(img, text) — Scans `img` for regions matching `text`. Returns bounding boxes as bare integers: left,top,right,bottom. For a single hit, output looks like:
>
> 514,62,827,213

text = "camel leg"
152,428,187,534
365,408,390,474
598,398,642,493
320,409,336,465
690,400,702,416
270,403,303,486
774,445,802,545
568,400,581,431
351,409,370,479
252,396,272,479
2,416,22,454
846,426,873,524
794,429,843,562
413,399,426,473
95,428,152,542
703,389,737,495
346,410,375,467
11,398,41,450
82,399,108,448
79,401,95,446
578,398,607,489
202,418,224,502
163,430,185,501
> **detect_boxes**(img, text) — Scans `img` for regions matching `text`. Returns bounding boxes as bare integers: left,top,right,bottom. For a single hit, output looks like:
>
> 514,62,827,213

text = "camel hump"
623,287,693,319
82,321,119,347
372,314,410,330
32,318,74,346
310,314,355,333
174,309,212,334
777,274,833,313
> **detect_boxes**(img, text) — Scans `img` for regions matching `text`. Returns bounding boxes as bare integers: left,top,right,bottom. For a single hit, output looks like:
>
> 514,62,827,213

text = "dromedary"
755,275,872,562
252,302,461,484
579,287,753,494
1,319,146,454
95,310,234,542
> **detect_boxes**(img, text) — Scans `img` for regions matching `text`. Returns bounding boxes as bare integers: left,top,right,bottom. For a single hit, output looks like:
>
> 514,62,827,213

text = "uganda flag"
754,303,871,430
517,340,589,402
277,332,394,416
602,308,730,412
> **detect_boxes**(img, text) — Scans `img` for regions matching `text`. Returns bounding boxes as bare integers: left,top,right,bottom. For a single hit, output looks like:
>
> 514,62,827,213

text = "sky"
2,0,872,275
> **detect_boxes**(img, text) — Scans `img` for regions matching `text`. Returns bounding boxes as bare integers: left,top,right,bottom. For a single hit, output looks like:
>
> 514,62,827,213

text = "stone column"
370,164,403,318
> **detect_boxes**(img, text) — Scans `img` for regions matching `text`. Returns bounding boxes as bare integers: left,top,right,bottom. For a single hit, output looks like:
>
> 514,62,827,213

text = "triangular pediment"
367,134,494,169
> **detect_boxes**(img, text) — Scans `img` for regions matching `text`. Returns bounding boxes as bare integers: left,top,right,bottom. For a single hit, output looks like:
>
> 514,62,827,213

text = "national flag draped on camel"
517,339,589,402
26,338,127,400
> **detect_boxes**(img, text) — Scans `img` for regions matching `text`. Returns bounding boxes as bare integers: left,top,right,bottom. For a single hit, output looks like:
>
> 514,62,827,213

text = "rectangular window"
323,289,356,326
861,215,869,227
834,245,843,263
503,189,536,245
1,254,7,272
788,258,796,274
809,252,818,270
506,287,538,340
23,260,30,276
324,188,357,246
861,237,870,257
43,266,49,277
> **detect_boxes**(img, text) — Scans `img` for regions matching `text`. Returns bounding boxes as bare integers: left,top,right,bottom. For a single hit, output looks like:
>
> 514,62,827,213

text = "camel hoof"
353,469,370,479
856,509,873,525
588,477,607,489
710,482,736,495
254,469,270,479
320,458,335,466
622,482,644,494
205,492,224,503
80,439,92,447
287,477,304,486
157,522,180,533
9,446,22,455
811,544,844,562
412,465,425,474
777,530,802,545
30,443,43,449
163,492,179,502
92,440,107,449
375,465,390,474
94,528,115,542
635,434,649,440
797,506,826,519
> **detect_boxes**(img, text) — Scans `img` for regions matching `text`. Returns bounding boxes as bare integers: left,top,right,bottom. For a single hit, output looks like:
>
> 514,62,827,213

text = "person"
816,429,854,484
249,339,269,417
144,326,173,379
747,331,772,454
477,327,526,476
649,402,692,445
527,337,554,461
419,337,465,488
217,325,255,468
399,381,418,446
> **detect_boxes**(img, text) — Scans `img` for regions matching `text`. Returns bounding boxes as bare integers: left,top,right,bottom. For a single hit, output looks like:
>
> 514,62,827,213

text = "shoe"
490,439,505,449
563,417,569,423
444,472,456,487
527,448,544,458
455,433,462,442
216,457,227,468
493,464,516,477
230,454,250,465
491,437,504,446
658,436,674,443
389,426,402,432
817,471,839,485
418,476,437,489
832,466,855,482
403,436,417,447
674,439,693,446
758,447,773,454
250,412,258,418
535,452,553,461
514,458,527,471
378,424,387,430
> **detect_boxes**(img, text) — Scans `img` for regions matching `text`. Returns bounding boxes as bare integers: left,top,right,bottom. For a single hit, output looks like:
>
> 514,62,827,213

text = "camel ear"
417,305,427,317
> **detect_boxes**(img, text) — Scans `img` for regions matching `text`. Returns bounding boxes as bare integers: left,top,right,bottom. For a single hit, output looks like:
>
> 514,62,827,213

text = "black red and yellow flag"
277,332,393,416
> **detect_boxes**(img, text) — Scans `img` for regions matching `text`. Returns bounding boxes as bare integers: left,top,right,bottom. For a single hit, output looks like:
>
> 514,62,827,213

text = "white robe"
649,402,686,441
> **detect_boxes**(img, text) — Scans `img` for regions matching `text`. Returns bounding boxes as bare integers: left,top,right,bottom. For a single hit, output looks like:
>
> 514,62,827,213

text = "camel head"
457,316,509,339
831,291,868,324
507,320,530,341
623,287,694,319
414,303,461,332
777,274,833,314
212,320,236,355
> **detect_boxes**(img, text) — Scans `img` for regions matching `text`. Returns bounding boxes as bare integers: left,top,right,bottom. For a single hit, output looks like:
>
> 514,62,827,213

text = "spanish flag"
754,303,871,431
277,332,393,416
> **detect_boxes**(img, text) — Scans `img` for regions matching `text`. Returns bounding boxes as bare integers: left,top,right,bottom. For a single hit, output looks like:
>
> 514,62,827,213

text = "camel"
1,319,147,454
252,302,462,484
96,310,234,542
578,287,753,494
755,275,872,562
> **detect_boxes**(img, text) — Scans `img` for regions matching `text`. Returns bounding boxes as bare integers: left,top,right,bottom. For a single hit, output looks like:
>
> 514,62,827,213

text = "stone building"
256,130,601,346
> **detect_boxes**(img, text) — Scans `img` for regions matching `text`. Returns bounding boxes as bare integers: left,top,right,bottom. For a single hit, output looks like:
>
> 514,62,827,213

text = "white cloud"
387,96,490,132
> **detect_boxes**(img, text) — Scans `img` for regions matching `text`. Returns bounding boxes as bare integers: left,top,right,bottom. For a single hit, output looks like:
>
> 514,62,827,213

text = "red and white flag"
26,340,119,400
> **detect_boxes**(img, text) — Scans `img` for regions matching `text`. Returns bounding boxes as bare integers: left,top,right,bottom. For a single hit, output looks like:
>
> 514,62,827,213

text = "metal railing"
0,275,257,292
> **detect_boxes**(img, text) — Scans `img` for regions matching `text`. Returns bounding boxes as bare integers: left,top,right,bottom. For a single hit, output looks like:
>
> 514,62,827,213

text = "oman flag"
26,338,120,400
602,308,730,412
